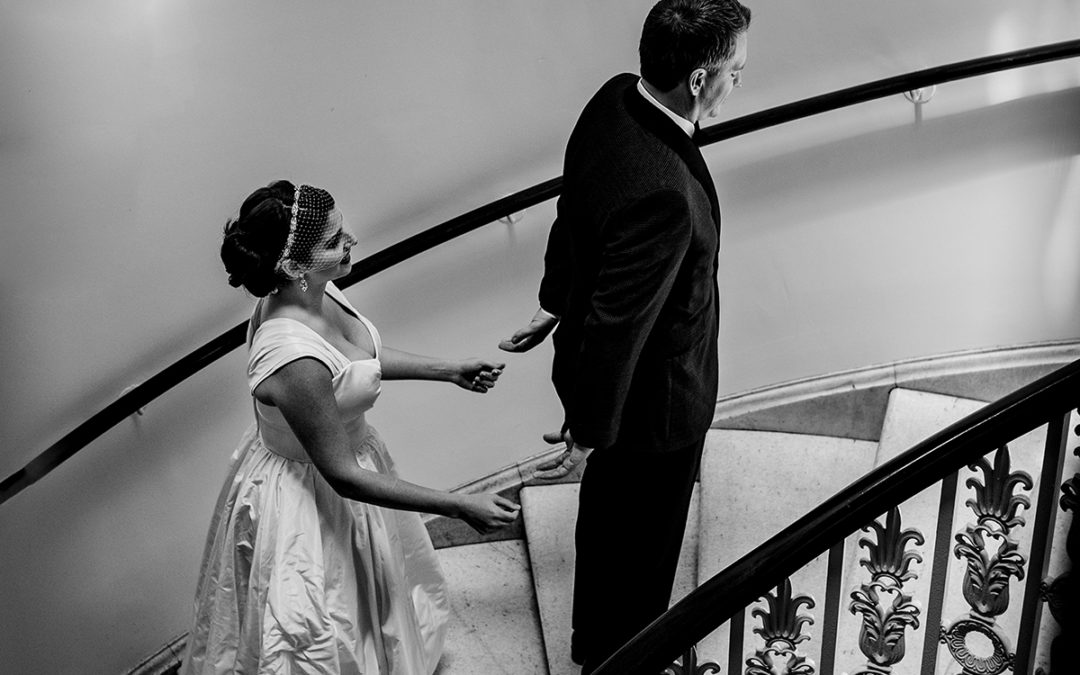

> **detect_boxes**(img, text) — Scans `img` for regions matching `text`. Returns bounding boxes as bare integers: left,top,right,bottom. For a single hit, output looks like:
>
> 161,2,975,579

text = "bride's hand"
456,493,521,533
449,358,505,393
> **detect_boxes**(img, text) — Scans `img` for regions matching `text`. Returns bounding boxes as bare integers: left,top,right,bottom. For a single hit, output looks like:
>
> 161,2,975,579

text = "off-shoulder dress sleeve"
247,320,340,395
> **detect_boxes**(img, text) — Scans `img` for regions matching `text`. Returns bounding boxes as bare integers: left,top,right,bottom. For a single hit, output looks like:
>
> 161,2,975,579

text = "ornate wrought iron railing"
594,357,1080,675
2,38,1077,507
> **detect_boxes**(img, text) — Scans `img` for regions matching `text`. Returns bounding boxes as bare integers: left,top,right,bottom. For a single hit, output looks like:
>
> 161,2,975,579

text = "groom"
500,0,751,670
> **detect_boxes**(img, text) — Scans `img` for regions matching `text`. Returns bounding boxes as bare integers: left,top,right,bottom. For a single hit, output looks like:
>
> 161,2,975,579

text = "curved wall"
1,1,1078,672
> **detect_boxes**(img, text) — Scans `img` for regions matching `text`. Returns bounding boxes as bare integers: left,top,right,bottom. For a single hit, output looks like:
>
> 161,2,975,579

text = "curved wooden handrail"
593,356,1080,674
698,38,1080,146
0,177,558,506
2,39,1078,506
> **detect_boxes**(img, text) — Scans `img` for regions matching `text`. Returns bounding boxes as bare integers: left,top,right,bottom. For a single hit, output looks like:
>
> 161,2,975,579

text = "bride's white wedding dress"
181,283,448,674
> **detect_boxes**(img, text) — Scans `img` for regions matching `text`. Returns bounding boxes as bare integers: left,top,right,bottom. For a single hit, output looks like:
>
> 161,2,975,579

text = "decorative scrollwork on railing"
663,645,722,675
941,444,1034,675
848,506,924,674
1036,413,1079,675
965,444,1033,533
745,577,816,675
953,527,1026,618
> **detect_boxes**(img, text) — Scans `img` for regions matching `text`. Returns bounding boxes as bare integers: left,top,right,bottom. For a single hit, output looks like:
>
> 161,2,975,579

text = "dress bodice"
246,283,382,462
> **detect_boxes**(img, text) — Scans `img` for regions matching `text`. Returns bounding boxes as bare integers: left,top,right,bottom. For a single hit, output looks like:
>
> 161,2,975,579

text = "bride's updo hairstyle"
221,180,296,297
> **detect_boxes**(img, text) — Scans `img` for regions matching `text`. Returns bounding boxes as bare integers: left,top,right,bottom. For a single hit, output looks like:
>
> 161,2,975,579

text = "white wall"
0,1,1078,672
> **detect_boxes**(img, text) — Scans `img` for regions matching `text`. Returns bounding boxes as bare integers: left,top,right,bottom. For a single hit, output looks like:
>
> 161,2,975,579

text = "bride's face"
305,208,358,281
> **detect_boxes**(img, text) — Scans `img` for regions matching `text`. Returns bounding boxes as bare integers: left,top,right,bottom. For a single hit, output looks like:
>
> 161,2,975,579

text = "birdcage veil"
274,183,354,279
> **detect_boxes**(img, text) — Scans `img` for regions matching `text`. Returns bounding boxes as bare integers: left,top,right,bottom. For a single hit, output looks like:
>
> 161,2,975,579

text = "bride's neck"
268,281,328,315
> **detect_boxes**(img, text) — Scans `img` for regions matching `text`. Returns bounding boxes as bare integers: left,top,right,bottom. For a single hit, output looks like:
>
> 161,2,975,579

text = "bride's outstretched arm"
379,346,504,393
254,357,519,531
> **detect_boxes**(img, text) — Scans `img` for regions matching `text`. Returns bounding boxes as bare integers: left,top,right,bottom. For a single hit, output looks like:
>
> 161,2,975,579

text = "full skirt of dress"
180,424,449,675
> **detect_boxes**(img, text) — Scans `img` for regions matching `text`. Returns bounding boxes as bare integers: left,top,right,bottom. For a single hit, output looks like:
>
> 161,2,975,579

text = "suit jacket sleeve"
566,189,692,449
538,207,571,318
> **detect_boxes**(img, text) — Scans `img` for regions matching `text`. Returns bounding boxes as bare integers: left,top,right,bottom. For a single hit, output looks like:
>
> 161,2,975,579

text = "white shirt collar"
637,78,696,138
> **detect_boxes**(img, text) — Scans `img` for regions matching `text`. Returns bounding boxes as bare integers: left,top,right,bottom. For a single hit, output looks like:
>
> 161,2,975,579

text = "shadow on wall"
1042,155,1080,330
0,348,252,675
719,87,1080,231
0,294,253,480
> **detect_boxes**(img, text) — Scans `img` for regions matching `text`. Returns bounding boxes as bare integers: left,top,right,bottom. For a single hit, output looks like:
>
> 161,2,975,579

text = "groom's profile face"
701,31,748,118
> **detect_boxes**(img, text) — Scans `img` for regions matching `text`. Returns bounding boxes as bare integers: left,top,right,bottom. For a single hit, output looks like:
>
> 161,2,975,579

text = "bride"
181,180,520,674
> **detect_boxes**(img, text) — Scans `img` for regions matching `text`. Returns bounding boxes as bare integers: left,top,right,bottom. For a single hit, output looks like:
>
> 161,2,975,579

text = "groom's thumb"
542,430,564,445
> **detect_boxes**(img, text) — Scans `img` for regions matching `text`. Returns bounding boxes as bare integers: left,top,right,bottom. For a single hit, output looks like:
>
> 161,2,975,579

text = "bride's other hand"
456,493,521,533
450,358,505,393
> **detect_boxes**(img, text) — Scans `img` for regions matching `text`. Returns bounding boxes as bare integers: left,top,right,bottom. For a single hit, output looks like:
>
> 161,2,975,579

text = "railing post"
920,469,959,675
1014,412,1071,674
1038,409,1079,675
818,541,846,675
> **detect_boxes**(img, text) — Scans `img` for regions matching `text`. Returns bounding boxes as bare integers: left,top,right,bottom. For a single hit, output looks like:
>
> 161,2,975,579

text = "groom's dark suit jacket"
539,73,721,452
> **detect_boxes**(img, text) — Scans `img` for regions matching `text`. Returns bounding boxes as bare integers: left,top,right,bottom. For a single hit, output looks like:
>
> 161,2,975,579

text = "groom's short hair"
640,0,752,92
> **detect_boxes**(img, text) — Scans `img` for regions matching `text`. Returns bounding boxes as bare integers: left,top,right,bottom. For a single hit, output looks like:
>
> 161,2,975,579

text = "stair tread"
434,540,548,675
521,483,579,675
698,429,879,575
875,387,987,463
521,481,700,675
697,429,878,666
672,486,701,606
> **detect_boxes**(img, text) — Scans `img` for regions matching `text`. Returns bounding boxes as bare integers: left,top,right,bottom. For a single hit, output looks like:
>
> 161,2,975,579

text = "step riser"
435,541,548,674
697,429,878,667
521,482,701,675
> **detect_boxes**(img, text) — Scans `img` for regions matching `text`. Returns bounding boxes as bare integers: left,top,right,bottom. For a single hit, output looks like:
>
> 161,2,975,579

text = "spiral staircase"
7,40,1073,675
407,342,1078,675
126,343,1078,675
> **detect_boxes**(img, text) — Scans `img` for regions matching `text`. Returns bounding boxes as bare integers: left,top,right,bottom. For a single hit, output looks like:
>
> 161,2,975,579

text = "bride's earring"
299,276,309,293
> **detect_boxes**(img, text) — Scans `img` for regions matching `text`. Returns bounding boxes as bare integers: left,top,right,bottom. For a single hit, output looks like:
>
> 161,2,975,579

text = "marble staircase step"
521,481,700,675
696,428,879,667
713,349,1072,442
874,387,989,464
521,483,579,675
431,385,1057,675
434,540,548,675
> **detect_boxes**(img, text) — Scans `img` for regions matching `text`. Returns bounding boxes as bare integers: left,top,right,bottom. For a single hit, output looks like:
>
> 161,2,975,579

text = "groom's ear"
688,68,708,98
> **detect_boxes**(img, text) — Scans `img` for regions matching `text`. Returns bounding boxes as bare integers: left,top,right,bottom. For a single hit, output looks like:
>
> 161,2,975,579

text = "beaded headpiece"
274,183,355,280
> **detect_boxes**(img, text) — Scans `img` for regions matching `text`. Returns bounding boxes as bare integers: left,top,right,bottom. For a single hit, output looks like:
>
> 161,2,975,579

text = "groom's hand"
499,308,558,353
534,429,593,480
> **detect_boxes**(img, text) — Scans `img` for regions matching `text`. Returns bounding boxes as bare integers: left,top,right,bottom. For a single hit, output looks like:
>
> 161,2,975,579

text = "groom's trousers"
571,433,706,673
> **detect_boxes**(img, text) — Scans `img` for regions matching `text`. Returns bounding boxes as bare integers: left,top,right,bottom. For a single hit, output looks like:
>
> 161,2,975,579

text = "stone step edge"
713,339,1077,423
